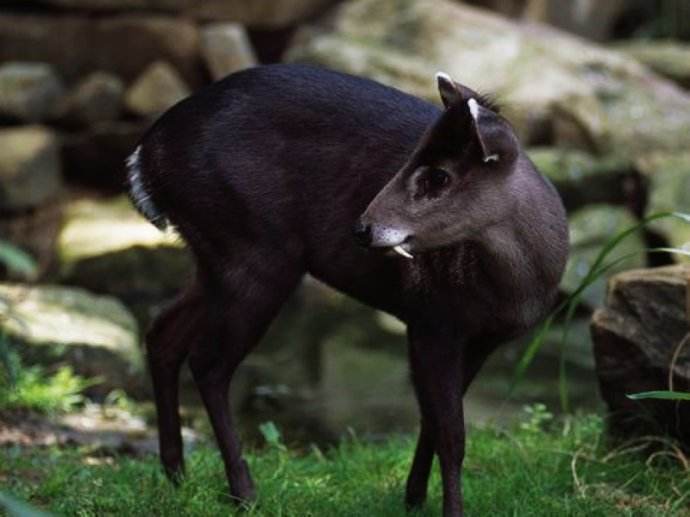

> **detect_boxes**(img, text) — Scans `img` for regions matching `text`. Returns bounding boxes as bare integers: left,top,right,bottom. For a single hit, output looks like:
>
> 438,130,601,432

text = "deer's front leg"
407,326,465,517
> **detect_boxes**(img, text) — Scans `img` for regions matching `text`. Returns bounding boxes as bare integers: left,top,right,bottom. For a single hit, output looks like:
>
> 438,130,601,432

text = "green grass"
2,411,689,516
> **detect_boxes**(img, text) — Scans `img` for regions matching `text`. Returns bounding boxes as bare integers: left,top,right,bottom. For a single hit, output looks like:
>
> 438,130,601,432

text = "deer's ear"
436,72,481,109
467,98,518,165
436,72,460,108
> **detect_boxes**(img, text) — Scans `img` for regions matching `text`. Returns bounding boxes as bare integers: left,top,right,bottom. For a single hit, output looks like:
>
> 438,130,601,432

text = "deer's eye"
425,168,450,190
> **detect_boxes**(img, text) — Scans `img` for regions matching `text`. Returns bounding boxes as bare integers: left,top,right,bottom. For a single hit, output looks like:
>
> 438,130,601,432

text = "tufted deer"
126,64,568,517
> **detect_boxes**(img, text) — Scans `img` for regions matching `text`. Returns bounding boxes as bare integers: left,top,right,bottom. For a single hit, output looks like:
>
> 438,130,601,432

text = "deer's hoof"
229,459,256,508
163,463,185,486
405,492,427,512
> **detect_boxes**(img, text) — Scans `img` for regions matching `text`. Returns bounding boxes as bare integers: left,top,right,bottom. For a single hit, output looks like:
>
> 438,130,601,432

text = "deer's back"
136,65,440,312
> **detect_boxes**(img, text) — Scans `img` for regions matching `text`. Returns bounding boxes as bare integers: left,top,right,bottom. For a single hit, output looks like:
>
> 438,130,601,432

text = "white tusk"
484,153,499,163
393,245,414,259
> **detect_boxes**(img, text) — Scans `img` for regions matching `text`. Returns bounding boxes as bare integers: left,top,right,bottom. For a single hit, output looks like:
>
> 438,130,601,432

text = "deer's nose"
353,220,372,247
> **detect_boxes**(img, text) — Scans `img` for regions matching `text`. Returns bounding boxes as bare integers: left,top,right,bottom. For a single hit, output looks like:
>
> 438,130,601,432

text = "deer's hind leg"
147,279,207,481
187,251,305,504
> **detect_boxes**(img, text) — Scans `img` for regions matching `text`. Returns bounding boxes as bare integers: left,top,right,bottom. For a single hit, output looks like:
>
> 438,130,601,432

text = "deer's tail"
125,144,168,230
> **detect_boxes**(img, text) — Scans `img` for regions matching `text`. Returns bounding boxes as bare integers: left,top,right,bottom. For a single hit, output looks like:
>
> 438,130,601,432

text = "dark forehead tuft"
473,92,501,114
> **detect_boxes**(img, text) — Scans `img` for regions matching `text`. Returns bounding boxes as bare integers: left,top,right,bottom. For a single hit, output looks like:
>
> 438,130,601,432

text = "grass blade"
0,241,38,279
627,391,690,401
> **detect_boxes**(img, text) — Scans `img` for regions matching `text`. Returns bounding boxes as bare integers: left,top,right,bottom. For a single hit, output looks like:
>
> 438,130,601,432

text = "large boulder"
616,40,690,90
0,14,203,86
200,23,257,80
0,126,62,212
0,283,144,398
56,196,193,323
0,62,65,123
591,265,690,445
522,0,628,42
53,71,125,128
124,61,190,117
286,0,690,155
527,147,637,211
562,205,646,309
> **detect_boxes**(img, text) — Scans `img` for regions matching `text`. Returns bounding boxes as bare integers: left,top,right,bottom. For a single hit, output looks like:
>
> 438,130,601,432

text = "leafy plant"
0,241,38,280
259,421,287,452
0,240,94,414
519,403,554,433
0,364,92,413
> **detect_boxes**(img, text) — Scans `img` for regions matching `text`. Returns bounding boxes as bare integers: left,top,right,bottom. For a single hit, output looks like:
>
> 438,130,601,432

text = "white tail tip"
393,245,414,259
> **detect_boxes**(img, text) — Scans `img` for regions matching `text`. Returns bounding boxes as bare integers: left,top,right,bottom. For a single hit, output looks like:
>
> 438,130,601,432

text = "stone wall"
1,0,689,438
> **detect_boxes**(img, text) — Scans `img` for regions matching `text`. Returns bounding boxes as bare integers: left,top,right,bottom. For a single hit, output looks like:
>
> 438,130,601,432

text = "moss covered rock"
57,196,193,323
287,0,690,155
562,205,646,309
0,283,143,397
636,152,690,253
617,40,690,90
124,61,190,118
0,62,64,123
0,126,62,212
53,71,124,128
527,147,635,211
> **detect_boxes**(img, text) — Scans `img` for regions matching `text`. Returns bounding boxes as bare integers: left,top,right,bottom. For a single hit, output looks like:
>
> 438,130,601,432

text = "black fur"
130,64,569,517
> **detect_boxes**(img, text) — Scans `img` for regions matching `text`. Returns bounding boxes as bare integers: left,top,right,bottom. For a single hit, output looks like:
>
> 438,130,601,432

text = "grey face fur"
359,73,521,257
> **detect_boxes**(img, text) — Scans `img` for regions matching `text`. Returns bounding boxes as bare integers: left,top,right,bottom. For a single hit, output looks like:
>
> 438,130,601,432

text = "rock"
53,71,124,128
636,152,690,252
0,126,63,212
189,0,337,27
0,283,145,398
591,265,690,445
465,0,526,18
56,195,193,324
0,62,65,123
17,0,338,28
200,23,257,80
124,61,190,117
616,40,690,89
21,0,188,10
61,121,148,190
527,147,637,211
286,0,690,155
0,14,203,87
523,0,628,41
562,205,646,309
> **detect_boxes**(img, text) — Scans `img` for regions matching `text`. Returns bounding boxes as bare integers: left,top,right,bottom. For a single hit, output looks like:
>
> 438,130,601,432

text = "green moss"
562,205,646,308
